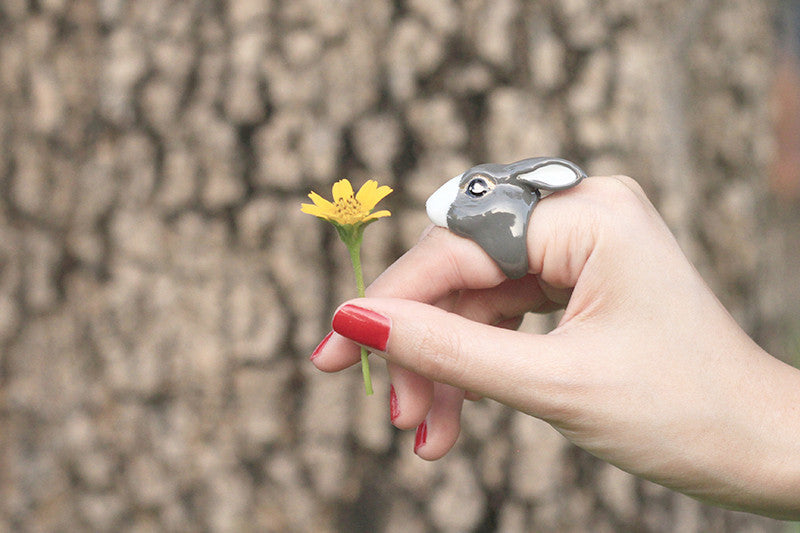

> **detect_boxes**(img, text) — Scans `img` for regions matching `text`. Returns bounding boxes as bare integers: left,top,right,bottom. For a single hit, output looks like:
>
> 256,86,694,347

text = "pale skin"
310,176,800,519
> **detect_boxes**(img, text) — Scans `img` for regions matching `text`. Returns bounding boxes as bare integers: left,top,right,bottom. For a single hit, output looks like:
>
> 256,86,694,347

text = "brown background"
2,0,799,531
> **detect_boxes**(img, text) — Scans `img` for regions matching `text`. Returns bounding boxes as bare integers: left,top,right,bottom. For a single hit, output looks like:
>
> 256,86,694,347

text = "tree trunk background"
1,0,797,531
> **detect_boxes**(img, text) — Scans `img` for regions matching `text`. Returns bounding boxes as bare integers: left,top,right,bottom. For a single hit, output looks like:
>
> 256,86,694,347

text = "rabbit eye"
466,177,491,198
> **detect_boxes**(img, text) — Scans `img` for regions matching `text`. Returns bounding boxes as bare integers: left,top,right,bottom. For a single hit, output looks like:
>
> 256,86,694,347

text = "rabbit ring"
425,157,587,279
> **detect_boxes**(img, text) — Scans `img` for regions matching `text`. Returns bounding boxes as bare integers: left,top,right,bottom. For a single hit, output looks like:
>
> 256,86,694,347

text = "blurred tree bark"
0,0,792,531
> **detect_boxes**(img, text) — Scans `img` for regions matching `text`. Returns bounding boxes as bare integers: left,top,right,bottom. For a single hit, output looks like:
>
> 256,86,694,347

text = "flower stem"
347,234,373,395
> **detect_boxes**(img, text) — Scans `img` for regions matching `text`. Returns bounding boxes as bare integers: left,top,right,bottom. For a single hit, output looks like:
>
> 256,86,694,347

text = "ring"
425,157,587,279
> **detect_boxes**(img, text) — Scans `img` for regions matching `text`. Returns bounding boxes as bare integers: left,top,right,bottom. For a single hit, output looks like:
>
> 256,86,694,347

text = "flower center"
334,196,367,224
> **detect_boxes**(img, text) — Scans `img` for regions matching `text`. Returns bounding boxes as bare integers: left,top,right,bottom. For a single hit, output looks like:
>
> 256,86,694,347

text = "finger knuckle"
582,176,653,228
608,174,644,195
596,175,646,206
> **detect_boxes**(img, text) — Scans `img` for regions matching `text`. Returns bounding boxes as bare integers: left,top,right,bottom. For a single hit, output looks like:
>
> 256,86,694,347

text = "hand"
311,176,800,518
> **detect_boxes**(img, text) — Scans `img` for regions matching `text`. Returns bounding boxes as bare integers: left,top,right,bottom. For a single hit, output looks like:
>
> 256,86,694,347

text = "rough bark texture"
0,0,795,531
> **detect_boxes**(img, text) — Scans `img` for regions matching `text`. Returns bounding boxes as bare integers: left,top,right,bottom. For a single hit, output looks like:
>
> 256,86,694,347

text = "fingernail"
414,419,427,453
332,304,391,352
390,385,400,422
310,331,334,361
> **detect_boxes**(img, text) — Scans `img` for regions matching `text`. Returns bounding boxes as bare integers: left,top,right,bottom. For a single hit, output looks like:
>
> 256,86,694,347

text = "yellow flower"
301,178,393,396
301,179,392,227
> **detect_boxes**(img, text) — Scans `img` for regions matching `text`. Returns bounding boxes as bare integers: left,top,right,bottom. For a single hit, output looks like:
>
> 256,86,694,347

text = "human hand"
311,176,800,518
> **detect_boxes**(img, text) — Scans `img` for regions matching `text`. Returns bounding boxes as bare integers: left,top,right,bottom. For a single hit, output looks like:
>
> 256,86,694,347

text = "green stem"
347,234,373,395
349,237,366,298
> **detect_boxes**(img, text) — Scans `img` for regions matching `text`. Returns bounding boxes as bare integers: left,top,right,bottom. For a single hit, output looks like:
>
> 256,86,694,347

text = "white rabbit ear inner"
517,162,582,191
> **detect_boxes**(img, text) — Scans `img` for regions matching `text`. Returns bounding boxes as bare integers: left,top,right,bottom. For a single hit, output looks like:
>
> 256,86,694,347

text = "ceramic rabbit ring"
425,157,587,279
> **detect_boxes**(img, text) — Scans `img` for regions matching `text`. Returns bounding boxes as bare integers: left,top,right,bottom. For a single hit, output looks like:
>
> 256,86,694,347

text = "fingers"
387,362,433,429
414,383,464,460
328,297,567,458
331,298,572,419
309,330,360,371
312,267,554,372
311,272,557,451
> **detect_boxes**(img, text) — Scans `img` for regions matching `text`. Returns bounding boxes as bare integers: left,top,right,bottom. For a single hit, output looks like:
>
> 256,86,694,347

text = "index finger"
365,226,507,302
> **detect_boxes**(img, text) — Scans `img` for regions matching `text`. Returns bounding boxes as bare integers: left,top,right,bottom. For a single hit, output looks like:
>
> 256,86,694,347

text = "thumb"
331,297,574,419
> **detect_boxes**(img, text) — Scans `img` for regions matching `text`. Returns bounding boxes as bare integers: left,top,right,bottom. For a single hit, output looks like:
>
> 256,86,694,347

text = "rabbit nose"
426,174,461,227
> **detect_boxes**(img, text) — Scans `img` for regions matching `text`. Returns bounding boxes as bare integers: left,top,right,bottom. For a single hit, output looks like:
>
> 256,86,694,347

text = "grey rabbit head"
426,157,586,279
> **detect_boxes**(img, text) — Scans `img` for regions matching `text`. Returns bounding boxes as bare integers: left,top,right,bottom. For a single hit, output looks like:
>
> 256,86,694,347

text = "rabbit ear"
516,159,585,191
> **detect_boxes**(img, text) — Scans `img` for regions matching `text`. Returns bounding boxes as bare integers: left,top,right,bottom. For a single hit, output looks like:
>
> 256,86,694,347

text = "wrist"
737,350,800,519
700,343,800,519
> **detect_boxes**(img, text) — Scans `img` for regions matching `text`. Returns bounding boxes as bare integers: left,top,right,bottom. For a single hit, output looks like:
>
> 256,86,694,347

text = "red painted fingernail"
310,331,334,361
332,304,391,352
390,385,400,422
414,420,427,453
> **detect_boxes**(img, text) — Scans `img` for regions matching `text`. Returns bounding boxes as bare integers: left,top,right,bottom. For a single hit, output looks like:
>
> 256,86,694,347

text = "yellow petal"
372,185,393,204
355,180,377,204
356,180,393,211
301,203,333,219
363,209,392,222
332,179,354,202
307,191,334,209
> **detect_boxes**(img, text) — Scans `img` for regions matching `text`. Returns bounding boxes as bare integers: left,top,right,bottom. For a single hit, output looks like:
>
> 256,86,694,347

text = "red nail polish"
332,304,391,352
310,331,334,361
414,420,427,453
390,385,400,422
